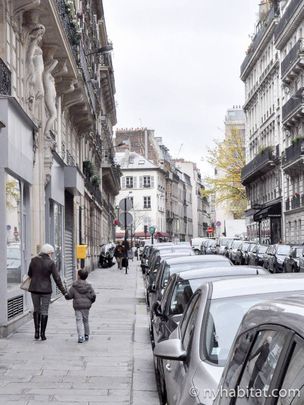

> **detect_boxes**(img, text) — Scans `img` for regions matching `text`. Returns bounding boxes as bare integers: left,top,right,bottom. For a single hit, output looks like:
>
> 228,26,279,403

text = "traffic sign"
149,226,156,234
119,212,133,228
207,226,214,234
216,221,221,227
119,197,133,211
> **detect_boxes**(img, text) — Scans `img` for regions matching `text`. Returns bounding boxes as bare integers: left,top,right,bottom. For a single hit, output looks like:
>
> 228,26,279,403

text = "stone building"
274,0,304,244
241,1,282,244
0,0,119,336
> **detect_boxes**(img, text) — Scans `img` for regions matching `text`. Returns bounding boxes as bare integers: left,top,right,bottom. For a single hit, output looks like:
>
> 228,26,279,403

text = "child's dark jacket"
66,280,96,310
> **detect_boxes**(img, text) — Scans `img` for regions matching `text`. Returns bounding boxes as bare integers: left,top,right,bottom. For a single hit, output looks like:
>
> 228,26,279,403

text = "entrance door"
64,191,74,285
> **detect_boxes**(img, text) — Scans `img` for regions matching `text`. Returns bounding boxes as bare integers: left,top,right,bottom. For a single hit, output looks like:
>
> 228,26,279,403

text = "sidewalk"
0,260,160,405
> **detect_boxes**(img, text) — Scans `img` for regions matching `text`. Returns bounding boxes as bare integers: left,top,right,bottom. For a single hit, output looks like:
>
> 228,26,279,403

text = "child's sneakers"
78,336,85,343
85,335,89,341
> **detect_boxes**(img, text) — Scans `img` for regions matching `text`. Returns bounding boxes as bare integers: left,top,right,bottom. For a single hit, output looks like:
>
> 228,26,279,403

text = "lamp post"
252,203,264,244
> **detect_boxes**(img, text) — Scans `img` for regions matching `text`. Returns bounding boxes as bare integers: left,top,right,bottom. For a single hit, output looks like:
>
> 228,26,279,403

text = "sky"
103,0,259,176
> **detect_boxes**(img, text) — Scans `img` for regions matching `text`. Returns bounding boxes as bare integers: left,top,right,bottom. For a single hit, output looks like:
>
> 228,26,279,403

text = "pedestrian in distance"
114,242,124,270
28,243,67,341
65,269,96,343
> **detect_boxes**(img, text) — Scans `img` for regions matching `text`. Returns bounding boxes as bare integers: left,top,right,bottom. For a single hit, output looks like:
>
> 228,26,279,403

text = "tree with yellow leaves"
202,127,247,219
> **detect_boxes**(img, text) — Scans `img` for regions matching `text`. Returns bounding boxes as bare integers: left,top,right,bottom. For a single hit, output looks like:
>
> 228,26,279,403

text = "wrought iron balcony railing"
275,0,302,42
0,58,11,96
241,147,275,185
282,138,304,167
54,0,79,59
84,177,102,205
281,39,304,79
79,47,97,115
282,87,304,124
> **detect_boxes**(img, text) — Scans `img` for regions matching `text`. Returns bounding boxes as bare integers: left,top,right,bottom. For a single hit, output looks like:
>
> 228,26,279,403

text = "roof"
239,295,304,337
164,255,231,265
177,266,268,280
115,151,158,170
211,274,304,300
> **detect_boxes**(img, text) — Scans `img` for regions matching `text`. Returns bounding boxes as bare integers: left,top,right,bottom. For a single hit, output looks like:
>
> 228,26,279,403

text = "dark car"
229,240,243,264
262,244,275,270
235,241,256,265
248,244,268,266
283,245,303,272
267,244,292,273
149,255,233,315
225,239,235,258
214,294,304,405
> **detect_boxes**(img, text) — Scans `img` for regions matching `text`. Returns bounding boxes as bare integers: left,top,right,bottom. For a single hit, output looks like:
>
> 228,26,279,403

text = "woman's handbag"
20,275,31,291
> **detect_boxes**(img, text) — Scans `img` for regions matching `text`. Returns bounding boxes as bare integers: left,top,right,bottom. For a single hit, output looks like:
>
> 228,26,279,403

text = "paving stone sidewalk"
0,260,160,405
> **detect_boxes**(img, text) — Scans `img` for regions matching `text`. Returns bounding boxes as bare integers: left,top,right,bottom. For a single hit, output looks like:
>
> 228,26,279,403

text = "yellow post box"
76,244,87,259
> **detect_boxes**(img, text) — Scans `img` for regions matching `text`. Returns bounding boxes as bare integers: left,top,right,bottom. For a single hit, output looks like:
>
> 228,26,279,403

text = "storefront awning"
253,202,281,222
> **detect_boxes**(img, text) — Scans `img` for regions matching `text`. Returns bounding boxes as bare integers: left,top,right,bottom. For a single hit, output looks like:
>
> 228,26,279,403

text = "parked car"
215,237,234,255
235,241,256,265
201,238,216,255
152,265,268,402
225,239,235,258
151,254,233,310
229,240,243,264
248,244,268,266
154,274,304,405
283,245,303,272
262,244,275,270
191,237,206,255
214,294,304,405
267,243,292,273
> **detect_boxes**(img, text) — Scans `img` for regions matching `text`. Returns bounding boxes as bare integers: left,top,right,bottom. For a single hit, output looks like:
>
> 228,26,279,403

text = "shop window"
6,173,22,288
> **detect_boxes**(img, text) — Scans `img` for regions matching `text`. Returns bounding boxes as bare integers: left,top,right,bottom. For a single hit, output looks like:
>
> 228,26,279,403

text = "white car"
154,274,304,405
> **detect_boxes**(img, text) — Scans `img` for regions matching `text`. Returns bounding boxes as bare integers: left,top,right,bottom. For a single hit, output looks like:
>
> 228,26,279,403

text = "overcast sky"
103,0,259,175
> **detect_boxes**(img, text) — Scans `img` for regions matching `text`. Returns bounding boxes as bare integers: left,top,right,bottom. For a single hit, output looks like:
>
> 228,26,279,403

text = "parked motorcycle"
98,242,116,268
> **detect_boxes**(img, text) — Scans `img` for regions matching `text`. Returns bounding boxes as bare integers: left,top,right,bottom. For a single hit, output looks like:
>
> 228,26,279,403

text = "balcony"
0,58,11,96
285,194,303,211
241,147,276,185
282,87,304,125
241,7,277,77
84,177,102,206
281,39,304,81
275,0,302,43
54,0,80,60
79,47,98,115
282,138,304,173
101,159,121,196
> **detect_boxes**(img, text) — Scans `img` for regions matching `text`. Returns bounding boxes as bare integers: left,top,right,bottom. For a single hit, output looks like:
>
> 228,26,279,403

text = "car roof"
177,266,268,280
239,295,304,337
209,274,304,299
159,252,194,259
164,255,231,265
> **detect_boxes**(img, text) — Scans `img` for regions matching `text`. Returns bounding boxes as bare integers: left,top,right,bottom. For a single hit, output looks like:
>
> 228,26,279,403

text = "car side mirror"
152,301,163,317
151,283,156,292
154,338,187,361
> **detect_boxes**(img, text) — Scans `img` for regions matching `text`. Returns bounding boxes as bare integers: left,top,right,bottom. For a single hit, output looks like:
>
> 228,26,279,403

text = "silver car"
154,274,304,405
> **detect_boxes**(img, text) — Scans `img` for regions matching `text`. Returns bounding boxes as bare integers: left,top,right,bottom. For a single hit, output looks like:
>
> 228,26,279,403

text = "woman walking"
28,244,67,341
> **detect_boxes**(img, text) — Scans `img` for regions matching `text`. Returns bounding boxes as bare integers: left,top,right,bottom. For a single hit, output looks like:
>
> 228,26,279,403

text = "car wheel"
194,249,200,255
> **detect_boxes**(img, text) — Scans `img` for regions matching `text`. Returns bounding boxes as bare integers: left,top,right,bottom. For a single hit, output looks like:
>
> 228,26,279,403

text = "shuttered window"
143,196,151,209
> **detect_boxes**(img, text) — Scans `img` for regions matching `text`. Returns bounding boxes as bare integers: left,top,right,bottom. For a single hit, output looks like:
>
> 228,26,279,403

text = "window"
126,176,133,188
235,330,286,405
143,196,151,209
143,176,151,188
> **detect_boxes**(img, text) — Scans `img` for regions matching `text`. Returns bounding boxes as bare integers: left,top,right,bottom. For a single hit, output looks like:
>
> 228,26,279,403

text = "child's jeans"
75,309,90,337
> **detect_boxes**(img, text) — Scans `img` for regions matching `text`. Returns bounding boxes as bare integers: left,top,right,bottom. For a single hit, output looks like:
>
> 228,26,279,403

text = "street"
0,260,159,405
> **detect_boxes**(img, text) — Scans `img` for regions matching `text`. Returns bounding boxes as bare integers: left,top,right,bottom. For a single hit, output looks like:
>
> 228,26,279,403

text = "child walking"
65,269,96,343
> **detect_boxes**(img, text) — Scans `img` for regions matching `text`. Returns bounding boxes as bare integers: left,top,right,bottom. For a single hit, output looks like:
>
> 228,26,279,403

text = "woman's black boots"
40,315,48,341
33,312,41,340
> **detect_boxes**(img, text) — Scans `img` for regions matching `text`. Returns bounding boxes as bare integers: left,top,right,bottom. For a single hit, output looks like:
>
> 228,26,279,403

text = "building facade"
115,151,167,239
274,0,304,244
0,0,119,336
241,1,282,244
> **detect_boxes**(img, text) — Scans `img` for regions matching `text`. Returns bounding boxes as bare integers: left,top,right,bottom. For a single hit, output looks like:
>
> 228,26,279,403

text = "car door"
164,292,201,404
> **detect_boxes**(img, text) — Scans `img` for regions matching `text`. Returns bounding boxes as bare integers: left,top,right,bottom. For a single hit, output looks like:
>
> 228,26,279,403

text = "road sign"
149,226,156,234
207,226,214,234
216,221,221,227
119,212,133,228
119,197,133,211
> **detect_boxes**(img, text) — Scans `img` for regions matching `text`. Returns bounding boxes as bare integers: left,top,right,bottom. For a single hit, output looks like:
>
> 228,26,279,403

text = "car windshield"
220,239,233,246
258,245,268,253
7,247,21,260
202,292,296,367
277,245,290,255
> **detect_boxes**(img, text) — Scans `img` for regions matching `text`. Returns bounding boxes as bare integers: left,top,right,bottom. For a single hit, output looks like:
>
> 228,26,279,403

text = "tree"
202,127,247,219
